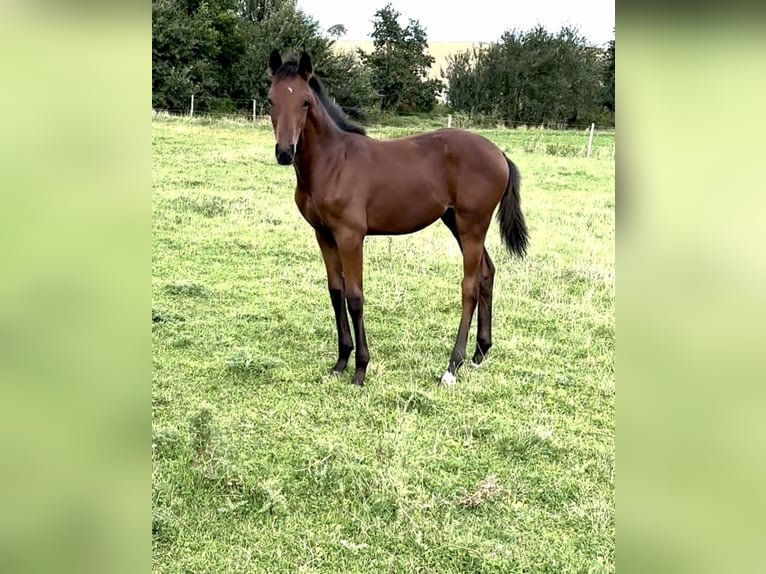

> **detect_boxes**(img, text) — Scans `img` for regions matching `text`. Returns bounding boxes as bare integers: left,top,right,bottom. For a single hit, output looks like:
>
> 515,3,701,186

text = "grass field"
152,116,615,572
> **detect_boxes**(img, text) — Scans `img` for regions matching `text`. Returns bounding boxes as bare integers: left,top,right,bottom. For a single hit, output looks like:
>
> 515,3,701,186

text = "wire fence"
155,94,616,131
152,99,616,159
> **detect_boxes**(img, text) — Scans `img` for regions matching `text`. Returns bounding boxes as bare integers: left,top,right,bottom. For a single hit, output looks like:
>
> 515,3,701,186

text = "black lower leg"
472,250,495,365
346,295,369,385
445,307,475,382
472,302,493,364
329,288,353,373
449,340,469,374
471,285,493,365
447,290,479,377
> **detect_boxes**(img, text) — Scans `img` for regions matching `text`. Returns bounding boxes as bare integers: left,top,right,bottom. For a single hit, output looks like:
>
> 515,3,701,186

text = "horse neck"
294,101,345,180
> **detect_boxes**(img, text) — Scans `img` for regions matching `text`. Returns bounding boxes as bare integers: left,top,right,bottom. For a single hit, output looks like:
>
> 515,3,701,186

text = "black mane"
274,59,366,136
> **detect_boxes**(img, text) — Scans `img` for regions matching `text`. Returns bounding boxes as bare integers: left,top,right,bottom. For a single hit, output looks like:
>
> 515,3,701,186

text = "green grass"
152,116,614,573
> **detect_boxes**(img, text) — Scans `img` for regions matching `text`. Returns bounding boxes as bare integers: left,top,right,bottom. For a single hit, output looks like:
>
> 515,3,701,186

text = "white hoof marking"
470,360,481,368
440,371,456,386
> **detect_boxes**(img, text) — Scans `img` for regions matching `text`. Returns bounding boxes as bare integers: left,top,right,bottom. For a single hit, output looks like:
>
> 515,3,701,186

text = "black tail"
496,156,529,258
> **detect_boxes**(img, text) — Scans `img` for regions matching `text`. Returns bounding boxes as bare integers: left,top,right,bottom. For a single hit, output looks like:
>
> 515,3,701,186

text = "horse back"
360,128,508,215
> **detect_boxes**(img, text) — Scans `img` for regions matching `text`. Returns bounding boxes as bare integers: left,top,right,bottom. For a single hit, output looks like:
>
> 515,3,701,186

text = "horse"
266,50,528,386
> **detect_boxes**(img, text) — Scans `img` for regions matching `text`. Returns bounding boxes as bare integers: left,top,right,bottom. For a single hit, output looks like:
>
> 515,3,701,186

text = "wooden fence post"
253,99,257,126
190,94,195,118
447,114,452,128
587,123,595,157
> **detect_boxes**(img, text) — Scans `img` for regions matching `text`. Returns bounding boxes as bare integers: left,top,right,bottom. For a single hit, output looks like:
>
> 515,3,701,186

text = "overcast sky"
297,0,615,47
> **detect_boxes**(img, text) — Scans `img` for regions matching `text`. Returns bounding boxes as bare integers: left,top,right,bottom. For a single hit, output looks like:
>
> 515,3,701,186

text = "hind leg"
441,208,491,385
441,212,494,368
471,249,495,366
442,237,483,385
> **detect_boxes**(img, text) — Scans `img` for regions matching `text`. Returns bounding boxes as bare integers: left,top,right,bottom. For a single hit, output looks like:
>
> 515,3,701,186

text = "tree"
443,25,610,127
153,0,375,115
601,34,615,113
238,0,287,23
239,0,333,100
359,3,442,113
319,50,377,117
327,24,347,39
152,0,247,113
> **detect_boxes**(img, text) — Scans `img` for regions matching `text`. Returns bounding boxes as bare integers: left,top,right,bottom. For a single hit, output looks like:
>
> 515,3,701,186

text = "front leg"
334,228,369,386
315,229,353,373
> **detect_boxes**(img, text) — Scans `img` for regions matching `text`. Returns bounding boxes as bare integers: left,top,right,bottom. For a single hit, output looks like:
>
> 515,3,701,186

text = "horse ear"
298,51,313,80
268,49,282,78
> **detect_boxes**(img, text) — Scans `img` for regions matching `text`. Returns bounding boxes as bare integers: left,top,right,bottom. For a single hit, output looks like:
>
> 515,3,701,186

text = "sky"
297,0,615,47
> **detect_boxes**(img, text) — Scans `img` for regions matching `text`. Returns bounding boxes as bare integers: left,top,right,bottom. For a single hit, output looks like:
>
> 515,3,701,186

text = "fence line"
152,109,615,160
153,107,615,133
160,94,616,132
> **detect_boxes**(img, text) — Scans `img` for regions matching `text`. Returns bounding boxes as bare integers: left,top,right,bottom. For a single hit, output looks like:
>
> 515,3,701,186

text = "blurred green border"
618,14,766,574
2,4,765,573
0,5,151,574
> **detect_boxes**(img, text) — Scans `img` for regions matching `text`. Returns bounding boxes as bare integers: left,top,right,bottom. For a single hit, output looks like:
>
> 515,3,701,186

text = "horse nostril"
275,146,294,165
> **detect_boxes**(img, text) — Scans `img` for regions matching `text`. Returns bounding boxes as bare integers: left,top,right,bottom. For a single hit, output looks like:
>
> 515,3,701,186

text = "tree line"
444,27,614,127
152,0,614,126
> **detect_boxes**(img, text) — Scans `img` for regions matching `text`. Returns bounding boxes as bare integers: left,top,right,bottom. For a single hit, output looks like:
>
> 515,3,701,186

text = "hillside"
333,40,488,80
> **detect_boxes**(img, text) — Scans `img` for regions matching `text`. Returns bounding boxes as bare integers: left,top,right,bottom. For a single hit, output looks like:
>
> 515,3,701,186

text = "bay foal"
266,50,528,386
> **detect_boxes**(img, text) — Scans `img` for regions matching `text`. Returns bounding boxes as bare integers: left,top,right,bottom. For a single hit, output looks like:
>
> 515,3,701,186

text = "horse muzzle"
275,143,296,165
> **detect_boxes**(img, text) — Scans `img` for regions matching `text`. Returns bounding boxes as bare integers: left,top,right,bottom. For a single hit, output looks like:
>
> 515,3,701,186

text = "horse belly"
366,183,445,235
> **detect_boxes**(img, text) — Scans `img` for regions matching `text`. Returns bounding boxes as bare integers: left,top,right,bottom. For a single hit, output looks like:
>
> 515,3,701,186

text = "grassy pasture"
152,116,614,573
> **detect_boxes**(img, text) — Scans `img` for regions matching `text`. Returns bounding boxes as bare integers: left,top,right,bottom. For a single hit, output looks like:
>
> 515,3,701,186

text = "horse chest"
295,186,351,230
295,187,336,230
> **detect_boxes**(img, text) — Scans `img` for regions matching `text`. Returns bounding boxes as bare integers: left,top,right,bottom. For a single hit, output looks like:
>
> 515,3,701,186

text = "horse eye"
303,100,309,108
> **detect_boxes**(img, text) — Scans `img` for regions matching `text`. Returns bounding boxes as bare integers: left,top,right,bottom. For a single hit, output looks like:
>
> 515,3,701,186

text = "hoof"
469,360,482,368
440,371,456,386
351,368,366,386
330,360,348,374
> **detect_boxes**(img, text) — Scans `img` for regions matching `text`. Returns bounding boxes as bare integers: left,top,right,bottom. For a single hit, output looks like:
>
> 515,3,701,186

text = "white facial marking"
441,371,456,386
287,85,293,94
